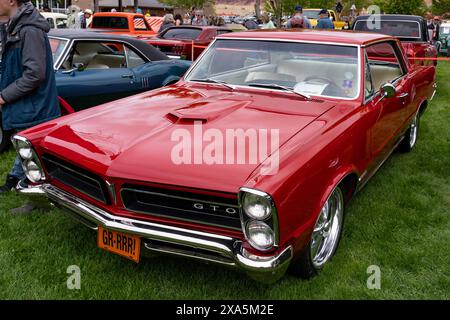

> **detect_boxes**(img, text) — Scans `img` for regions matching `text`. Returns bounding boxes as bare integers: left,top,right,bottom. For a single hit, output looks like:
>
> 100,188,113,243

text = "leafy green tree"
432,0,450,15
375,0,426,16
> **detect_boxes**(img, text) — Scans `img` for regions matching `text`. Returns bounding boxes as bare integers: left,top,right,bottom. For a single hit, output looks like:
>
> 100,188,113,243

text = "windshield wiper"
246,83,311,100
190,78,235,90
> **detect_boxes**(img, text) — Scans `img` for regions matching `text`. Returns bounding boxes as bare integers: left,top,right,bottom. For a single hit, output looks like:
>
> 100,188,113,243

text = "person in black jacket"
0,0,59,198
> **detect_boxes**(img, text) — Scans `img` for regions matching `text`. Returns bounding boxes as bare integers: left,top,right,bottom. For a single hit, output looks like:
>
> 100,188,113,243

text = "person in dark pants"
0,1,60,205
316,9,334,29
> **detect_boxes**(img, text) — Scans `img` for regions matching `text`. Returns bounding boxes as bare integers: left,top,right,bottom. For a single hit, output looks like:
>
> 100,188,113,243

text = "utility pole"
255,0,261,19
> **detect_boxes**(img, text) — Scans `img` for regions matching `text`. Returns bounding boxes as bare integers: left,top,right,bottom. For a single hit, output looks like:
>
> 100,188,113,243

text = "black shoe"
0,175,20,194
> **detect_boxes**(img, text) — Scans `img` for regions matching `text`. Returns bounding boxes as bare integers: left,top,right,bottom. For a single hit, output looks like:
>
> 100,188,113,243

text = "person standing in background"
0,0,59,207
260,13,275,29
174,13,182,26
191,10,207,26
80,9,93,28
286,5,311,29
158,13,175,33
316,9,334,29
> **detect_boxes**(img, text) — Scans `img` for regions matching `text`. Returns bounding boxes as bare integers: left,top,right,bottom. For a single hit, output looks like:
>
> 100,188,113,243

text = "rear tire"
289,186,345,279
398,112,419,153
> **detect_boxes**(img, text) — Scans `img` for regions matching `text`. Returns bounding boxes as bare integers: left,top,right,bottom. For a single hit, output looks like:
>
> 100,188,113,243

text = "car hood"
41,84,335,193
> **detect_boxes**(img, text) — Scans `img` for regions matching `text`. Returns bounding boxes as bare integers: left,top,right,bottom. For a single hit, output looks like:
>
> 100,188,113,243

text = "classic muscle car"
144,26,232,60
14,30,436,283
0,30,191,152
352,15,438,66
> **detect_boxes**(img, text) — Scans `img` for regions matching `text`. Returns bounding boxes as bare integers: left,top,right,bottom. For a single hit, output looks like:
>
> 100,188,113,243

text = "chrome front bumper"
22,184,293,283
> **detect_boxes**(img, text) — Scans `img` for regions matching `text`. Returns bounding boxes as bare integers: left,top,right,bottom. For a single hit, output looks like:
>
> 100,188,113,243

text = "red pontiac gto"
14,30,436,283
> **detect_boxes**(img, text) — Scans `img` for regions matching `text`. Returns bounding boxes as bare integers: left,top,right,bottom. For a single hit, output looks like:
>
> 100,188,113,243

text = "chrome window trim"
49,36,71,70
363,40,408,104
184,37,362,101
354,19,422,40
53,37,151,71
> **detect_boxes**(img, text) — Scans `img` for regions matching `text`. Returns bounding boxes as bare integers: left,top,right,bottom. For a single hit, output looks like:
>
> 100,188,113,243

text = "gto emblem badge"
193,203,237,215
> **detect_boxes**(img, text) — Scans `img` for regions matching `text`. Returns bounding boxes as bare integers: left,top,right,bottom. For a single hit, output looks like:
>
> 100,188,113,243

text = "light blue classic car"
0,30,191,152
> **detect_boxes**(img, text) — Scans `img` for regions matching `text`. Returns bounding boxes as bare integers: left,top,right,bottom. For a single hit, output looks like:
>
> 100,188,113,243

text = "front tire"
398,112,419,153
290,185,345,279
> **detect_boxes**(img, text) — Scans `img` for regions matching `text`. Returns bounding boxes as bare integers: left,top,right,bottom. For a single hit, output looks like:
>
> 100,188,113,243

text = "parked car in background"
437,22,450,54
89,12,157,36
352,15,438,66
0,30,190,153
303,9,345,29
50,30,191,111
15,30,436,282
41,12,68,29
144,26,232,60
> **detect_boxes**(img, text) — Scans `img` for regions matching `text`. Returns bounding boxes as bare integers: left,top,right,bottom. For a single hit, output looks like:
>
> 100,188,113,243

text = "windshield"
303,10,320,19
92,17,128,29
49,37,69,64
354,20,421,39
160,27,202,40
186,39,360,99
441,26,450,34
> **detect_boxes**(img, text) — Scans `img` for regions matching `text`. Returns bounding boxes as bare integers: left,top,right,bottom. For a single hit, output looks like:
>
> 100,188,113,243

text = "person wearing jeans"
0,0,60,198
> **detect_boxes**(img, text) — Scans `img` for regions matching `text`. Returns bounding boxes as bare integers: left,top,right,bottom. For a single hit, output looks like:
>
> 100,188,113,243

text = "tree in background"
432,0,450,16
374,0,426,16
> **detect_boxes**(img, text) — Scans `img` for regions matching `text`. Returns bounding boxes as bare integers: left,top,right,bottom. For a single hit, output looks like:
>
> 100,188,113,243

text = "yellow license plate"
97,226,141,263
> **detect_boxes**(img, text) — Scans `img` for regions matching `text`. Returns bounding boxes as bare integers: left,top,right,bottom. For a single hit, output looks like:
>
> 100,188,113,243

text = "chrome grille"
121,184,241,230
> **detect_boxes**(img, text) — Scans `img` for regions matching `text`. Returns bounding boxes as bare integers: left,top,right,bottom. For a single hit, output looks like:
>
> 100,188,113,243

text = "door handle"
121,74,134,79
398,93,409,98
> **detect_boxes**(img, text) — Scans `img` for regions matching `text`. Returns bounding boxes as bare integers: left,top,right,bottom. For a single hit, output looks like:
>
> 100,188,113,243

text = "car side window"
124,45,146,68
134,17,148,30
47,18,55,29
61,41,127,70
364,53,374,100
365,42,405,92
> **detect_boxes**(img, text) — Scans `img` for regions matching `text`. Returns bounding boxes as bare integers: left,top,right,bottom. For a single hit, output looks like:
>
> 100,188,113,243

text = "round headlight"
242,193,272,220
16,140,33,160
246,221,275,250
25,160,42,182
19,147,33,160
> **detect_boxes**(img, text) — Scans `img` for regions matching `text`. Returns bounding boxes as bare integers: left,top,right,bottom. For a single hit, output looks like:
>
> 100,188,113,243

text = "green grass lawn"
0,63,449,300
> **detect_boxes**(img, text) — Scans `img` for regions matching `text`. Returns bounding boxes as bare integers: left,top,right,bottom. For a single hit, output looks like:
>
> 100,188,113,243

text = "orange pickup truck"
89,12,158,36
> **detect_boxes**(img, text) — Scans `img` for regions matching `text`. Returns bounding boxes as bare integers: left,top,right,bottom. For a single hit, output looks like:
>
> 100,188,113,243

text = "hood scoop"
165,99,249,124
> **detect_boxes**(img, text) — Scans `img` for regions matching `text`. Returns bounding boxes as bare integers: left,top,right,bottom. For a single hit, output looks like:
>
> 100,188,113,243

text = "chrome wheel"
310,187,344,269
409,115,418,148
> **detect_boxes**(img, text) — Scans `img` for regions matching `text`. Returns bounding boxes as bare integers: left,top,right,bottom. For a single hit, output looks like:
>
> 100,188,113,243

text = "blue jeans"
10,154,25,180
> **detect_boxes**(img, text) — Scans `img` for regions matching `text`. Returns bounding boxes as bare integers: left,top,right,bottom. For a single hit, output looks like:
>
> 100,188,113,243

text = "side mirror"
73,63,85,71
380,83,396,100
61,63,85,75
